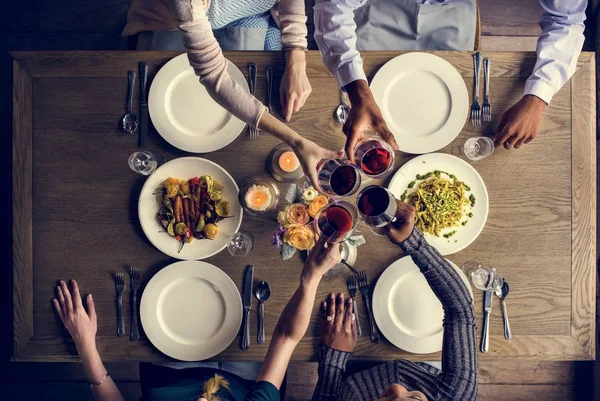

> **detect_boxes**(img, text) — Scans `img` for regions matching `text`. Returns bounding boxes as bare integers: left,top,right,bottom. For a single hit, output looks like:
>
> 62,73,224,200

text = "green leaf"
281,243,297,260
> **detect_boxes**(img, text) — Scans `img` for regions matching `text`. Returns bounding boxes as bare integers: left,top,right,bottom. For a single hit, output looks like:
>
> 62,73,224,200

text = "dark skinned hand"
494,95,547,149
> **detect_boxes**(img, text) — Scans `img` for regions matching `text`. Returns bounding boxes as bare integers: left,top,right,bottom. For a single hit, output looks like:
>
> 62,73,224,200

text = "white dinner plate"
370,52,469,154
138,157,243,260
373,256,473,354
140,261,242,361
149,53,248,153
388,153,488,255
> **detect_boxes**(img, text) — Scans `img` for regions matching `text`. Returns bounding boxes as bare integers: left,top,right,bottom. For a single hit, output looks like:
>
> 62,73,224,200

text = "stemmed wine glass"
317,158,362,197
313,200,358,243
357,185,398,235
354,136,396,179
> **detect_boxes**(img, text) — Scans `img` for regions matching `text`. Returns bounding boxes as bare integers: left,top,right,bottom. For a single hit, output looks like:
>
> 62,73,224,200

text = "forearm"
278,0,308,50
398,228,474,320
525,0,586,103
311,346,352,401
272,272,321,341
257,112,306,148
79,346,125,401
170,0,265,127
313,0,367,88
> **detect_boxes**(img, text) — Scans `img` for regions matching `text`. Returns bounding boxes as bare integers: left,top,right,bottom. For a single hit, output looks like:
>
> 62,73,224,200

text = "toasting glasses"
313,200,358,243
357,185,398,235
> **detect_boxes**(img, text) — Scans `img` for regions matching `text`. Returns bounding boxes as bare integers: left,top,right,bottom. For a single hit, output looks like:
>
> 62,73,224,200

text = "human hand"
344,80,399,162
386,200,416,244
302,235,342,280
53,280,97,355
494,95,547,149
280,50,312,122
291,139,341,191
320,292,357,353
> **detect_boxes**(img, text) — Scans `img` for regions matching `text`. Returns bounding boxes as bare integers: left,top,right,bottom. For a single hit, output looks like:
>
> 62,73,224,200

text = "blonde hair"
197,374,230,401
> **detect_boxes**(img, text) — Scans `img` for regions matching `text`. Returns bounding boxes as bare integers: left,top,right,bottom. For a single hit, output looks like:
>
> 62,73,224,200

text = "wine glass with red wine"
317,158,362,197
355,136,395,179
357,185,398,235
313,200,358,243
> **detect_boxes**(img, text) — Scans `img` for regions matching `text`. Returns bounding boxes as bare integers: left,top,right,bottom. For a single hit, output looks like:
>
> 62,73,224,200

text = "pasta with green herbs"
402,171,473,237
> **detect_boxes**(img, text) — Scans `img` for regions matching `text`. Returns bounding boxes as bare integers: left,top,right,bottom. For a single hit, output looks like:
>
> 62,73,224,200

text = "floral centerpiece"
271,183,365,260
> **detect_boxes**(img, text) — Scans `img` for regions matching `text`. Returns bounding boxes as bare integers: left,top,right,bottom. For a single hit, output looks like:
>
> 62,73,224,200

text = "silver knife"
481,290,492,353
139,62,148,148
241,265,254,351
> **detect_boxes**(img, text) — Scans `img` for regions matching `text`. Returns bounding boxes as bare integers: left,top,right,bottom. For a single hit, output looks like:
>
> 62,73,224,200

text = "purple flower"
271,229,284,248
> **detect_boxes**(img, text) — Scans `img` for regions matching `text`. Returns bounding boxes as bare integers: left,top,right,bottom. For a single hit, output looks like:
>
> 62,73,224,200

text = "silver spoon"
335,91,350,124
122,70,138,134
495,280,512,340
255,281,271,344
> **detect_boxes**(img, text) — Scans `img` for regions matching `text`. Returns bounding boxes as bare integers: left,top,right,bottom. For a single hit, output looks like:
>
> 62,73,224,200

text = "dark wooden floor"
1,0,598,400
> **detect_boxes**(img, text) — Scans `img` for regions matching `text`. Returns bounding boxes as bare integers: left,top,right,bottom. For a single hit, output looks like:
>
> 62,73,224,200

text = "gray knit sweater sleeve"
399,228,478,401
312,228,478,401
311,345,353,401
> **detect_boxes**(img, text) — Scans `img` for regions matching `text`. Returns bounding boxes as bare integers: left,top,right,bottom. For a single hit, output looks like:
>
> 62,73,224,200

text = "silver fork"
114,273,125,337
248,63,259,140
129,266,140,341
470,52,482,127
358,271,380,343
482,57,491,123
345,275,362,337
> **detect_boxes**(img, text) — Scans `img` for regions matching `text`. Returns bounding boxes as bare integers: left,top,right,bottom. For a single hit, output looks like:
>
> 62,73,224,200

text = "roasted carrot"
193,187,201,219
174,195,183,223
182,197,190,227
189,197,196,224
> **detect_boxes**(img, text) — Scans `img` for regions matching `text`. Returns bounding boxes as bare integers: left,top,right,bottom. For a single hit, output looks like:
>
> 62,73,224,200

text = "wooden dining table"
11,50,596,362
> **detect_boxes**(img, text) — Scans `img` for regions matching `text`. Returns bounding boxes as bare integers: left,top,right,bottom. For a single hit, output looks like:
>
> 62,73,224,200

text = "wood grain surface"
11,51,596,362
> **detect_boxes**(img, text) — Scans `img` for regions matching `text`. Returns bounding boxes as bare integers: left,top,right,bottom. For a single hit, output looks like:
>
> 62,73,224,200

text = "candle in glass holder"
244,184,273,212
268,143,305,183
278,151,300,173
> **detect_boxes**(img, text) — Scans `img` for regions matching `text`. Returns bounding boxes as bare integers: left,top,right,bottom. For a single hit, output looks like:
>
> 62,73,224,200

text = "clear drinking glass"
462,261,503,292
227,231,256,256
356,185,398,235
452,136,495,161
128,151,159,175
313,200,358,243
317,158,362,197
354,136,395,178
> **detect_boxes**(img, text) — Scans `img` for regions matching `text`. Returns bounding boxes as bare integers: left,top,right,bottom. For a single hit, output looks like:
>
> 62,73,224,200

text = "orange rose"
286,203,310,226
308,195,329,218
284,225,316,251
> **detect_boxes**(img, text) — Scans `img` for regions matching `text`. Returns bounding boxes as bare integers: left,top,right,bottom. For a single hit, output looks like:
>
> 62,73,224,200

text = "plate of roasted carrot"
138,157,243,260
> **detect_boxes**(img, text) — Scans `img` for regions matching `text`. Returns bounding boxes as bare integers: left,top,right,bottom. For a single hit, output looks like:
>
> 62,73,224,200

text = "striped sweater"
312,228,478,401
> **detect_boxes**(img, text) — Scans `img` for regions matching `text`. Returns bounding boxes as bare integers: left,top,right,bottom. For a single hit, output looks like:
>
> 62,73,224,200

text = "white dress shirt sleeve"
313,0,368,88
525,0,587,104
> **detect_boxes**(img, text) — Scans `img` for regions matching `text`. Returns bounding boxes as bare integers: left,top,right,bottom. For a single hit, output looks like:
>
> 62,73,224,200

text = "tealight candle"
244,184,273,211
278,151,300,173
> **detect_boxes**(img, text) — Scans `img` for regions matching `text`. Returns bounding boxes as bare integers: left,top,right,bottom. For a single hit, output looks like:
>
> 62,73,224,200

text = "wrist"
345,79,372,105
285,49,306,66
300,270,322,287
77,340,99,360
523,94,548,110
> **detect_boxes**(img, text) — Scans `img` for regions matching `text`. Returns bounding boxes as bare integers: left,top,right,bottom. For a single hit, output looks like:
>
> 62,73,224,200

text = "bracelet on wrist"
89,371,110,388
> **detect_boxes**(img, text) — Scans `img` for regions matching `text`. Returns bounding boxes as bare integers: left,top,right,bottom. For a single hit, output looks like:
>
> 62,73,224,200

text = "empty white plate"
140,261,242,361
138,157,243,260
370,53,469,154
149,53,248,153
373,256,473,354
388,153,488,255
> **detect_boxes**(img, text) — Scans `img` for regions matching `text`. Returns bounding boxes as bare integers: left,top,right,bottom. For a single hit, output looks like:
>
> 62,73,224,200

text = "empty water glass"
128,151,160,175
462,261,503,292
452,136,495,161
227,231,256,256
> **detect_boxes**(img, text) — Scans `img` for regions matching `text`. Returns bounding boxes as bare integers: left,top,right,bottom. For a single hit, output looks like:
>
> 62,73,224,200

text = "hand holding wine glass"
386,200,416,244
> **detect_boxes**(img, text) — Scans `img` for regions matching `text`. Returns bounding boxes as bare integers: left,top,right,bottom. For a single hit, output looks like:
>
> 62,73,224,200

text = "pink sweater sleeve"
169,0,266,128
277,0,308,50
